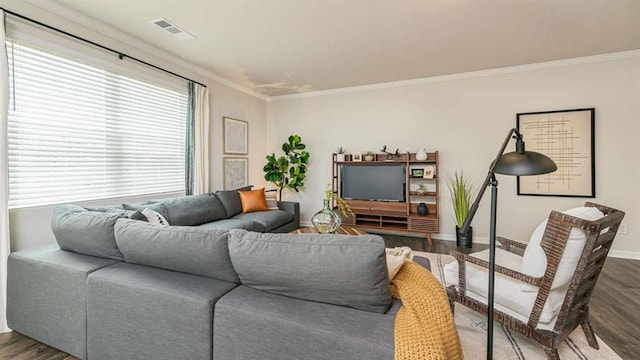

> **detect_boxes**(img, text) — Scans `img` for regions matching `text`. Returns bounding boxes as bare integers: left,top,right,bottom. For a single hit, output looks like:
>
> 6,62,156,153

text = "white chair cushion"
444,249,565,330
520,207,604,292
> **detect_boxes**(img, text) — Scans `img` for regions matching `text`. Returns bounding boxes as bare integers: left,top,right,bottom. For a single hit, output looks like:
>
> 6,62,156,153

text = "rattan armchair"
446,202,625,359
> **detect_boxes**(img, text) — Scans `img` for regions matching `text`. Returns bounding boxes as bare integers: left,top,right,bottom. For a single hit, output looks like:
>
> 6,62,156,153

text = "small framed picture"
423,166,435,179
411,168,424,177
223,117,248,155
352,153,362,162
224,157,248,190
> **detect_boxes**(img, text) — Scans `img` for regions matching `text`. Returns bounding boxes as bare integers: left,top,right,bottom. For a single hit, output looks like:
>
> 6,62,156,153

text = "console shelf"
332,151,440,245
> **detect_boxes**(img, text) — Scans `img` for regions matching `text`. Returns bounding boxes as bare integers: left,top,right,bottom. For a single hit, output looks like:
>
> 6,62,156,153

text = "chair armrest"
497,236,527,253
450,250,543,288
277,201,300,228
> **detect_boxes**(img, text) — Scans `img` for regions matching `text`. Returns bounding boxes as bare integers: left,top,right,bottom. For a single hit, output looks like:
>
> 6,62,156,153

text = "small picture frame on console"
352,153,362,162
411,168,424,178
423,166,435,179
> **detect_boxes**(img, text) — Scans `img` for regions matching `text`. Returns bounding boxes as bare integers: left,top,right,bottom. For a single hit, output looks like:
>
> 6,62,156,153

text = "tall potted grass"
447,171,475,248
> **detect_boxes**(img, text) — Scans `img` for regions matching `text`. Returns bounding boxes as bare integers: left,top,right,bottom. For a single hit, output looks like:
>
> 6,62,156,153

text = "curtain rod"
1,7,207,88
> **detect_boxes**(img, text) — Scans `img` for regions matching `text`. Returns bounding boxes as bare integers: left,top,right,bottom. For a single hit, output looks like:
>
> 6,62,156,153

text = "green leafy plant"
447,171,475,227
324,185,354,218
336,146,346,154
263,135,310,201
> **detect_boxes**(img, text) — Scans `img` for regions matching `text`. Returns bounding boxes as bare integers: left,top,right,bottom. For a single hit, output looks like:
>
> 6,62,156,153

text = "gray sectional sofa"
6,190,430,360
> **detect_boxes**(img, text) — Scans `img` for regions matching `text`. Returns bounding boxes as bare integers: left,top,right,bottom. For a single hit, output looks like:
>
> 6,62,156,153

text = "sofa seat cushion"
197,219,265,232
232,210,294,232
214,285,397,360
7,245,120,359
114,219,239,283
51,205,128,260
87,263,237,360
228,230,391,313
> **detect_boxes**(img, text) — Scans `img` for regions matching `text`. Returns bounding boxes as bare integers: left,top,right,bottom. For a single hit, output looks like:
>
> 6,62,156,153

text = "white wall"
3,1,268,250
268,55,640,257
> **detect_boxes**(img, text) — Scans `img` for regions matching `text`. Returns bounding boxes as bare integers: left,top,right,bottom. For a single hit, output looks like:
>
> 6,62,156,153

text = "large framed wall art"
517,108,595,198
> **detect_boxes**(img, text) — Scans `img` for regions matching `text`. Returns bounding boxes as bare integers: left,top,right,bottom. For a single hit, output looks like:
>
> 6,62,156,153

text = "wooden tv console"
331,151,439,245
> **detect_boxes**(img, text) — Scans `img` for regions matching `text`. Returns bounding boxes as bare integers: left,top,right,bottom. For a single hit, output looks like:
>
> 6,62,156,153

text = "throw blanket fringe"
391,260,463,360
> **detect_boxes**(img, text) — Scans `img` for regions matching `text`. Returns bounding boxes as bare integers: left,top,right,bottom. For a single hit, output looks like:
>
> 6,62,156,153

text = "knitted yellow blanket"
391,260,463,360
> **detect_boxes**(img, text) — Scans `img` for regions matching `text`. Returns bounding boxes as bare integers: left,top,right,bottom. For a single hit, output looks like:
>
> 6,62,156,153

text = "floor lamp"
459,128,557,360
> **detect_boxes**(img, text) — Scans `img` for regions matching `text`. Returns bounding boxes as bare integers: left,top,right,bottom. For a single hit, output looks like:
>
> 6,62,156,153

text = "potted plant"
263,135,310,201
415,183,428,196
447,171,475,248
363,151,375,161
336,146,346,162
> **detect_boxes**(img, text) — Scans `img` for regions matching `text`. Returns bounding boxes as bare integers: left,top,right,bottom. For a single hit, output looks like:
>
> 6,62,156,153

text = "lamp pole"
459,128,556,360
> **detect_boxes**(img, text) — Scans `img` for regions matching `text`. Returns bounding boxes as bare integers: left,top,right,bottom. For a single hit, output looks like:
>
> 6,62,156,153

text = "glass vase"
311,199,342,234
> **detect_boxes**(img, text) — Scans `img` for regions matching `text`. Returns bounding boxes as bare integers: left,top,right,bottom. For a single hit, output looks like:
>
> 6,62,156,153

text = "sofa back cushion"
51,205,126,260
227,229,392,313
156,194,227,226
114,219,240,283
215,186,253,217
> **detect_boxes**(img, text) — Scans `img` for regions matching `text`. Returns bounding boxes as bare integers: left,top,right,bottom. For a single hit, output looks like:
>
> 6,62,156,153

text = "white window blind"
7,42,188,208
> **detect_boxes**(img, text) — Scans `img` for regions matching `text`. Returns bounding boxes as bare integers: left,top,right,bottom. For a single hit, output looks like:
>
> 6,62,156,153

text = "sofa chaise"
7,191,430,360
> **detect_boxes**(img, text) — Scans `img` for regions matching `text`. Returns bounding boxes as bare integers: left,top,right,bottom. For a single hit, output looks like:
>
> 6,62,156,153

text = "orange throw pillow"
238,188,269,214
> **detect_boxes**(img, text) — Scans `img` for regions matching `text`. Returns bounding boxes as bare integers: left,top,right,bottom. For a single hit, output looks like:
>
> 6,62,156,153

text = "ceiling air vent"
150,18,195,40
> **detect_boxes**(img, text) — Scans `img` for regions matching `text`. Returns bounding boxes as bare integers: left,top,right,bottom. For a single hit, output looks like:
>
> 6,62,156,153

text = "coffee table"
290,225,367,236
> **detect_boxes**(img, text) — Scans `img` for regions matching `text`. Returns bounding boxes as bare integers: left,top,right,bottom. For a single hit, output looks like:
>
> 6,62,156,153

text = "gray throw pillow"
227,229,392,314
156,194,227,226
114,219,240,283
51,205,125,260
122,202,169,222
215,186,252,217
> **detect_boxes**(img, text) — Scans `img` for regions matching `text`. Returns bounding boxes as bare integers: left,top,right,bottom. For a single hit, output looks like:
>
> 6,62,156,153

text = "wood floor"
1,236,638,360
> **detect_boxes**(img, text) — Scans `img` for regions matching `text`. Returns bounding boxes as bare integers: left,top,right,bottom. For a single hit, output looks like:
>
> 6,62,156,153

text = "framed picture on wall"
224,157,248,190
517,108,595,197
352,153,362,162
223,117,248,155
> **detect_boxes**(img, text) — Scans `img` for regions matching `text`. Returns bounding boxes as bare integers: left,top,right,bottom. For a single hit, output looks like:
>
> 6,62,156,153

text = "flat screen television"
340,165,406,202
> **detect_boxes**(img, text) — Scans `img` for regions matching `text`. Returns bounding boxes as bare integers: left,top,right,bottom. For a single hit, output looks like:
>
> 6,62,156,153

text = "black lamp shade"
494,151,557,176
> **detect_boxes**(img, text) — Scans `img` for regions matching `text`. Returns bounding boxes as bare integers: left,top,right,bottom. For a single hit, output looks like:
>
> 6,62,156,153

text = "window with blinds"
7,42,188,208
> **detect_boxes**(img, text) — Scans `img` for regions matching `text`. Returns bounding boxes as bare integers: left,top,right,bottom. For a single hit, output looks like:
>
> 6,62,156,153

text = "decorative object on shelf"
263,134,310,201
457,128,556,360
417,202,429,216
517,108,595,197
411,168,424,178
380,145,400,159
363,151,375,161
415,148,428,161
447,171,475,248
423,165,435,179
415,184,428,196
223,117,248,155
352,152,362,162
336,146,346,162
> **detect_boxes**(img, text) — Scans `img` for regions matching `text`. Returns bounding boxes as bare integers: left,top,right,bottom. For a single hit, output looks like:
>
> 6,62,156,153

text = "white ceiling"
42,0,640,96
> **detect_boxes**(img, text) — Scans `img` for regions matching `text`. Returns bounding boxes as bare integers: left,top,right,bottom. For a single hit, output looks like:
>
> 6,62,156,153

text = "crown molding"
272,49,640,101
20,0,269,101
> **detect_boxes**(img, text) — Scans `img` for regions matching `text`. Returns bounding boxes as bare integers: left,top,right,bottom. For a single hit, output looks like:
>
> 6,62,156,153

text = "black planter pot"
456,225,473,248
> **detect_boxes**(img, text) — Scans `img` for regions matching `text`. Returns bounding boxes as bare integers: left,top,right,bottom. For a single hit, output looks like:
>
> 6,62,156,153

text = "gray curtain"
185,82,195,195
